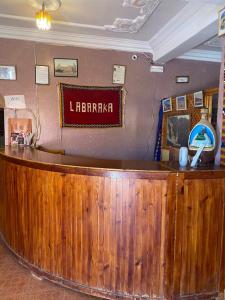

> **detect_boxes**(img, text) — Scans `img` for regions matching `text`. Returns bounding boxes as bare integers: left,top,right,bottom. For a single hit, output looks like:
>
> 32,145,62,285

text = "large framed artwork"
59,83,124,128
167,115,190,147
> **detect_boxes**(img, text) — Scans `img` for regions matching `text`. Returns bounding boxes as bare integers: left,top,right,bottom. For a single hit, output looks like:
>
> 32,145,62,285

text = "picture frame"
35,65,49,85
194,91,204,107
54,58,78,77
113,65,126,84
176,76,189,83
176,95,187,111
218,7,225,37
162,97,172,112
167,114,190,148
0,65,16,80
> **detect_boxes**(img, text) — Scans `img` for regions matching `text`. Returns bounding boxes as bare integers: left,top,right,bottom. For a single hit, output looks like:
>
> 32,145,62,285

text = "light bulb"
36,5,52,30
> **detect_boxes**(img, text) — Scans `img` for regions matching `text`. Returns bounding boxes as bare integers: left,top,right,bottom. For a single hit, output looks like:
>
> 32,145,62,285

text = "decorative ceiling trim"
178,49,222,63
104,0,160,33
148,2,220,63
0,13,105,30
0,25,152,53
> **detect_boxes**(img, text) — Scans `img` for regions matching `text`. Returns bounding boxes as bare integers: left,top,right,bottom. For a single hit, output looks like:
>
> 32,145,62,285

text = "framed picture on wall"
54,58,78,77
35,65,49,85
218,7,225,37
176,95,187,111
194,91,203,107
0,65,16,80
167,115,190,147
162,98,172,112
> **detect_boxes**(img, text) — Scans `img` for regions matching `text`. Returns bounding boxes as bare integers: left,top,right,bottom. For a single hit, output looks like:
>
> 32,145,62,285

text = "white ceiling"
0,0,223,63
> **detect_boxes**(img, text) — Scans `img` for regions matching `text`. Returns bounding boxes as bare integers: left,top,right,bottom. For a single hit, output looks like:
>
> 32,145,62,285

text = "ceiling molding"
178,49,222,63
0,24,152,53
149,2,221,63
105,0,161,33
204,36,223,48
0,13,105,30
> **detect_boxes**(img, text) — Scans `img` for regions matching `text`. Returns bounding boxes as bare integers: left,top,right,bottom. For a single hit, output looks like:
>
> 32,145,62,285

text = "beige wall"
0,38,221,160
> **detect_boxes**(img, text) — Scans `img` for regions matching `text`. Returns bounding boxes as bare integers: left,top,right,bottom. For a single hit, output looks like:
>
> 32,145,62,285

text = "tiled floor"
0,242,98,300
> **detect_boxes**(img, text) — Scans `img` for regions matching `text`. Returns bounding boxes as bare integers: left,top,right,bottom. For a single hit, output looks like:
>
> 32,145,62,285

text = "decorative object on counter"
194,91,203,107
25,132,34,146
35,65,49,85
179,146,188,167
218,6,225,37
8,118,32,146
113,65,126,84
162,97,172,112
176,76,189,83
1,94,41,147
0,65,16,80
59,83,125,128
189,108,217,167
54,58,78,77
176,95,187,111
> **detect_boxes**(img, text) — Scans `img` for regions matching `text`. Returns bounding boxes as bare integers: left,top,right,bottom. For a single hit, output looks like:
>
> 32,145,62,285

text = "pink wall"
0,38,221,160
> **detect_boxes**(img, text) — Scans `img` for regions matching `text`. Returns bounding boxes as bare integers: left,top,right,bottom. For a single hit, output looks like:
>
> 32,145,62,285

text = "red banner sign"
59,83,123,127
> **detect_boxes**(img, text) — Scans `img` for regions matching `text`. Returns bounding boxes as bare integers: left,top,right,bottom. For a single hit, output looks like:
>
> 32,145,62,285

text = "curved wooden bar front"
0,146,225,300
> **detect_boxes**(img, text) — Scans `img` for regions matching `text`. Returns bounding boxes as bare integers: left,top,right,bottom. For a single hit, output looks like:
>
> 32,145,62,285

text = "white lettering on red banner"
69,101,113,113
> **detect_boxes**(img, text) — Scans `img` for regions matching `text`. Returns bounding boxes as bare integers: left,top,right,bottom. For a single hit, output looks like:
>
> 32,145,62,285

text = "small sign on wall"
4,95,26,109
113,65,126,85
35,65,49,85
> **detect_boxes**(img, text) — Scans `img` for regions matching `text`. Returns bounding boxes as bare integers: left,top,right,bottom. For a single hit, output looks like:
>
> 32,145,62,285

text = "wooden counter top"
0,146,224,178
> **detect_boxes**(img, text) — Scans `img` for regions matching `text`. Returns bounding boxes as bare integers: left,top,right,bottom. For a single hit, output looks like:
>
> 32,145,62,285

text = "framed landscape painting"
194,91,203,107
54,58,78,77
176,95,187,111
162,98,172,112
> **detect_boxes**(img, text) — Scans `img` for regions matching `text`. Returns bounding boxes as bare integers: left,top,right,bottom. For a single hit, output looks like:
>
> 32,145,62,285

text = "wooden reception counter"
0,146,225,300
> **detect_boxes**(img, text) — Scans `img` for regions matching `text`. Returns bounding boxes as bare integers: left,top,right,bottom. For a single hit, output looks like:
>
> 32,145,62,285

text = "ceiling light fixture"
36,2,52,30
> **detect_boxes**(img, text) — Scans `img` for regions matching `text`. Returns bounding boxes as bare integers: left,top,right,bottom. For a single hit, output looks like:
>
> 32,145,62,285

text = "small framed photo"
176,76,189,83
162,97,172,112
218,7,225,37
176,95,187,111
113,65,126,84
35,65,49,85
0,65,16,80
54,58,78,77
194,91,203,107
